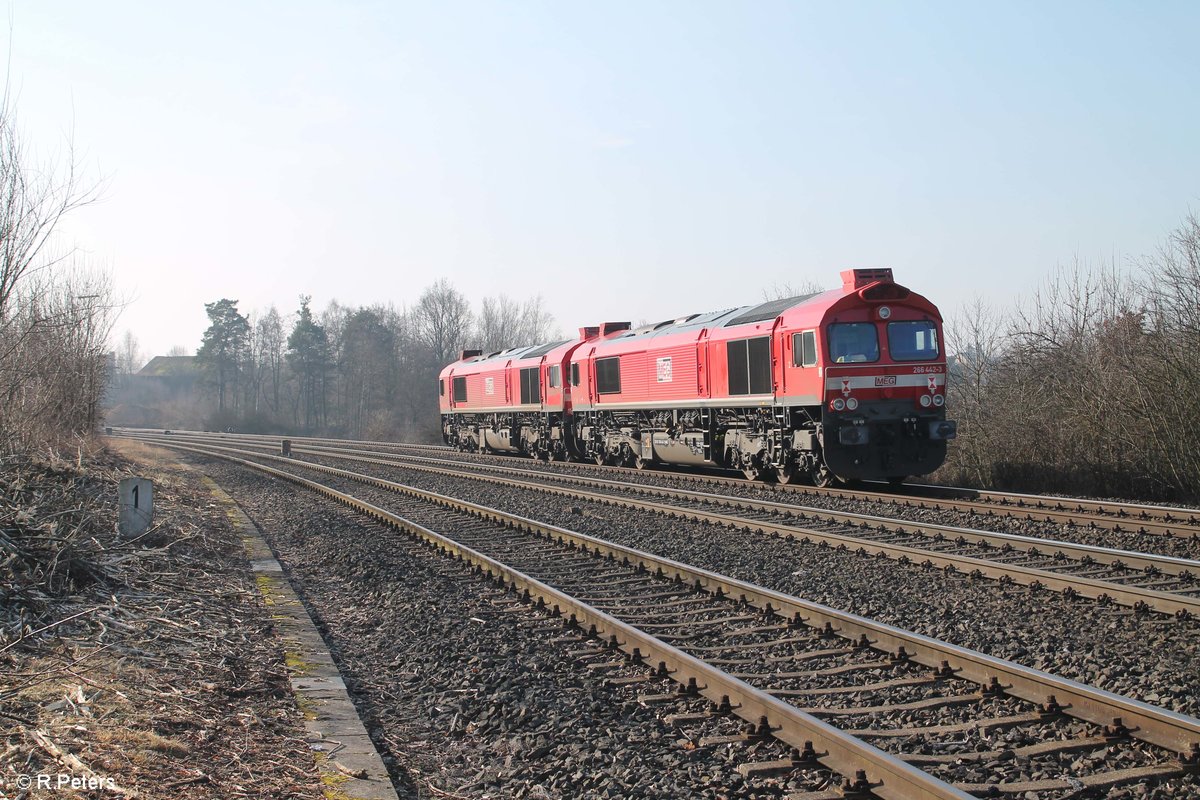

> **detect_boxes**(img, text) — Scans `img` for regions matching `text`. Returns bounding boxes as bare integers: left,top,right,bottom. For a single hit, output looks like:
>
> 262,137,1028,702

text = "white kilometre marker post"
118,477,154,538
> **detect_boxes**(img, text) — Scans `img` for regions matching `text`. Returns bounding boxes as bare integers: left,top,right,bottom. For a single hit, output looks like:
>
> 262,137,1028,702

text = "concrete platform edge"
201,475,399,800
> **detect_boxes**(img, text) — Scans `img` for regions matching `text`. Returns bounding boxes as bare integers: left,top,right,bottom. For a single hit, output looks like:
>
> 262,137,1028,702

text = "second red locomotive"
438,269,956,485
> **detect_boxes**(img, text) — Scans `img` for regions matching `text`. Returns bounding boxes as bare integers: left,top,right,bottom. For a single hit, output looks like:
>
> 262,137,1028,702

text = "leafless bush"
1136,211,1200,498
0,267,116,453
942,297,1007,487
0,96,109,455
940,215,1200,502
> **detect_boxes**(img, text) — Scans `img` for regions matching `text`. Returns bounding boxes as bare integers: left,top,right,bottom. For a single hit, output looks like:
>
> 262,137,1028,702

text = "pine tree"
286,296,331,431
196,299,250,414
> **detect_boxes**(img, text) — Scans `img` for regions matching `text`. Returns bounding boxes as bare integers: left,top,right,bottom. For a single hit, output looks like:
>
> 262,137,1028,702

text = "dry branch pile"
0,443,323,799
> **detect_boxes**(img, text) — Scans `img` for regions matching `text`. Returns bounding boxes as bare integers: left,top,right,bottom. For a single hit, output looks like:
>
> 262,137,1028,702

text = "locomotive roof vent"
579,326,601,340
459,349,483,361
601,321,631,337
862,282,910,301
841,268,894,290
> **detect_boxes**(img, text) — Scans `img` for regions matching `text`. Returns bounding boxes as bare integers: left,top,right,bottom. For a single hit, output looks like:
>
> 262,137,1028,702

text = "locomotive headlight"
845,397,859,411
838,426,868,445
932,394,945,407
832,398,846,411
878,305,892,319
929,420,958,440
919,394,932,408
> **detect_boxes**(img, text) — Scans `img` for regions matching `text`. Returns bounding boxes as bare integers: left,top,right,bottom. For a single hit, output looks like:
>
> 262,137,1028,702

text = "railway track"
123,433,1200,618
115,428,1200,539
133,435,1200,799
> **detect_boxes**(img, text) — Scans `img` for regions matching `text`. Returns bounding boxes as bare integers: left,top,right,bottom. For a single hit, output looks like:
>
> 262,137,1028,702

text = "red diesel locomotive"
438,269,956,485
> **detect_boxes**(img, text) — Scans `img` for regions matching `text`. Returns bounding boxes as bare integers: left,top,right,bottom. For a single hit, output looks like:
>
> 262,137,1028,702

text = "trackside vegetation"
941,212,1200,503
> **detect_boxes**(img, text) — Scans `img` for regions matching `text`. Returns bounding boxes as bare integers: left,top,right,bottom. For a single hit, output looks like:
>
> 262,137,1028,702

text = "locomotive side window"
452,376,467,402
439,379,445,396
548,365,561,388
828,323,879,363
727,336,772,395
596,357,621,394
519,367,542,404
887,321,940,361
571,363,580,386
791,331,817,368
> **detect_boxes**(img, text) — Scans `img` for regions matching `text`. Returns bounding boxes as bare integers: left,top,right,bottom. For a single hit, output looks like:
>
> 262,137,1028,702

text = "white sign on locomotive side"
656,357,673,383
485,377,494,395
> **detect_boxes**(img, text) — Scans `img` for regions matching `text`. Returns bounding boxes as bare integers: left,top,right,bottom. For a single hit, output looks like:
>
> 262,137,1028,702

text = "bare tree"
255,306,285,416
475,294,558,352
413,279,473,367
761,278,825,302
116,330,142,376
166,345,189,357
0,96,101,322
0,94,109,451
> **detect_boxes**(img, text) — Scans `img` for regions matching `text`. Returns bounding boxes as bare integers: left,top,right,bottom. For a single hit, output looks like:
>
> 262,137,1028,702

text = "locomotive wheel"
811,463,837,488
621,447,639,468
778,463,802,485
742,464,762,481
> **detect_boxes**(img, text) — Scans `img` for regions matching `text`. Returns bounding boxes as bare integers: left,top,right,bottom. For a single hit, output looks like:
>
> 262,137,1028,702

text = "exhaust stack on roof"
841,268,894,291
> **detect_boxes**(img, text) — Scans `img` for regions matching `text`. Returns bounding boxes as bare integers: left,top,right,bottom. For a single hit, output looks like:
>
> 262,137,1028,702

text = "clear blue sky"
6,1,1198,357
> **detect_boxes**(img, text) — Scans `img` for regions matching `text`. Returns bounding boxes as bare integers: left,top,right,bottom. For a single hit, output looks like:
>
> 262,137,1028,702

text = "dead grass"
0,439,324,799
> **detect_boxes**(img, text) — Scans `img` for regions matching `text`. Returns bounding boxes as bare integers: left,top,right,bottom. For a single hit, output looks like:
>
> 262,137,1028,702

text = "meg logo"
874,376,897,387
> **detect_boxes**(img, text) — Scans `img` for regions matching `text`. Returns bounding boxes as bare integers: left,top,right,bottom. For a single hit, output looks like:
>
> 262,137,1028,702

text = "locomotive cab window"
452,376,467,402
828,323,879,363
596,357,621,394
519,367,542,404
570,363,580,386
791,331,818,368
548,365,561,388
887,321,940,361
727,336,771,395
439,379,445,397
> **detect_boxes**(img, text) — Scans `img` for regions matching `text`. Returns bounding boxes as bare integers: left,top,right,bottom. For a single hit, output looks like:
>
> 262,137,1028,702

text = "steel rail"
137,435,1200,618
157,442,969,800
112,428,1200,537
274,440,1200,579
877,481,1200,527
124,432,1200,582
142,437,1200,763
110,424,1200,537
